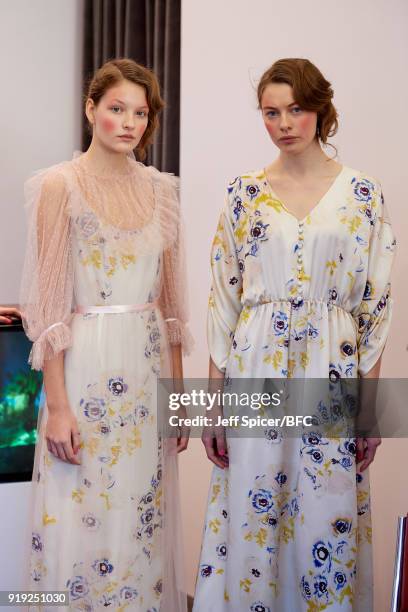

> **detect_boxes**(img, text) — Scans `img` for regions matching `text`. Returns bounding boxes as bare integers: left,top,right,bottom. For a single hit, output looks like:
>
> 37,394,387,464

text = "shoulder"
137,163,180,195
344,166,383,200
226,169,266,197
24,161,73,210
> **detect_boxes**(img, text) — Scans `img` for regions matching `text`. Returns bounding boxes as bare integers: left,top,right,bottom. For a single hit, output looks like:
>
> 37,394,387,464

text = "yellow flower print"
326,260,337,276
255,192,284,214
234,218,248,243
81,249,102,269
348,215,362,235
42,512,57,526
300,352,309,369
209,518,221,534
240,578,252,593
210,483,221,504
72,489,85,503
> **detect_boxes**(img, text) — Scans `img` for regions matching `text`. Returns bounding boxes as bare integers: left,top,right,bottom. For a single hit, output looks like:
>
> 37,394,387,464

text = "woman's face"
261,82,318,153
86,79,149,153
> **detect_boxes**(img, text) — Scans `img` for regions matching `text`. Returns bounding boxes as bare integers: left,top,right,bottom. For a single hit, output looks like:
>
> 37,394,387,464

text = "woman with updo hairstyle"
193,58,396,610
20,58,191,611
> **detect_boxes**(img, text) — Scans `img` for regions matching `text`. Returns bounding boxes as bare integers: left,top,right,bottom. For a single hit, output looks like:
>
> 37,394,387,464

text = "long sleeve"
20,167,74,371
352,184,396,376
156,172,193,356
207,185,243,372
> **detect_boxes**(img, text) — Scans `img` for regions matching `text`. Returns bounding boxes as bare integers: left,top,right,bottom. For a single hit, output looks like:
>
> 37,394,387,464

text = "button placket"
294,221,305,305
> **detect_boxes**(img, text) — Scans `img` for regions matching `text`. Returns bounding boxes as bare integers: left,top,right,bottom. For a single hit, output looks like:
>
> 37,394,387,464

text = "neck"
81,138,132,174
274,139,336,177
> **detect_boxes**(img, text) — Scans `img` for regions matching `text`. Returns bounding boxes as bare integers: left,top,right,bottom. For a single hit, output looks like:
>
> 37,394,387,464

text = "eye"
136,110,148,117
265,110,278,118
291,106,302,114
110,106,121,113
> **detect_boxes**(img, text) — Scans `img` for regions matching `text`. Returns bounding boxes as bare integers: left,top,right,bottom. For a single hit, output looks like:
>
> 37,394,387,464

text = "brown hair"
257,58,338,146
85,58,164,161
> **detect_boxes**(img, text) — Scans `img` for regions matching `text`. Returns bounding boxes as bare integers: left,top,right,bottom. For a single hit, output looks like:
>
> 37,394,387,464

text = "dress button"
298,227,304,235
297,264,302,271
297,242,303,250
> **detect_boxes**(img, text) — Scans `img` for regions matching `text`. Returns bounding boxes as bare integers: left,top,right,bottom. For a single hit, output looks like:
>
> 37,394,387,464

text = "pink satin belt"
75,300,159,315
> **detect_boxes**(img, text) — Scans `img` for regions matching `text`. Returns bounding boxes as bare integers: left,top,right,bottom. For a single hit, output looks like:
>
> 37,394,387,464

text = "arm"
202,183,244,467
352,182,396,470
20,169,80,464
157,178,193,452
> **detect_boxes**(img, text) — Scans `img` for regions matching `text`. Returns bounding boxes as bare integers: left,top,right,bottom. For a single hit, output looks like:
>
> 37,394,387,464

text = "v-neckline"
262,165,346,224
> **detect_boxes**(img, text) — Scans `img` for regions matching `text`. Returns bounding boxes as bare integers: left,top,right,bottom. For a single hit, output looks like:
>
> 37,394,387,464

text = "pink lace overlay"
20,166,74,370
20,154,193,370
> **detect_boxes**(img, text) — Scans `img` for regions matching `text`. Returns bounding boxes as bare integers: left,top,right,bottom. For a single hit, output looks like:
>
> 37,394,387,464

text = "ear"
85,98,95,126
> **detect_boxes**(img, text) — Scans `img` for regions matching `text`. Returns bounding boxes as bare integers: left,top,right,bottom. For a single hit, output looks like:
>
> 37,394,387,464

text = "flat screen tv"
0,321,43,483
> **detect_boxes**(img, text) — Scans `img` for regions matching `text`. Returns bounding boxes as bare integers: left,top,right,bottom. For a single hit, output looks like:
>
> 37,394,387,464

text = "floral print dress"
20,153,192,611
193,167,396,612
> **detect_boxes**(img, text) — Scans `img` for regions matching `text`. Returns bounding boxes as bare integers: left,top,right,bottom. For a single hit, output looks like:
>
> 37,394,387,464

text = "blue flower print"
363,280,373,300
200,564,214,578
250,602,270,612
216,542,227,559
108,377,128,396
334,571,347,591
249,488,274,513
81,397,106,421
332,517,352,536
67,575,89,600
32,532,42,552
233,196,245,222
92,558,114,577
313,574,329,600
246,184,260,200
352,177,375,203
120,586,138,601
300,575,312,600
306,447,324,464
312,540,332,571
275,471,287,487
272,311,288,336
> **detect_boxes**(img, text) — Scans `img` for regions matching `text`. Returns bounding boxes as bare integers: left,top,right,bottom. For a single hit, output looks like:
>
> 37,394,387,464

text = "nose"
123,112,135,130
279,111,292,132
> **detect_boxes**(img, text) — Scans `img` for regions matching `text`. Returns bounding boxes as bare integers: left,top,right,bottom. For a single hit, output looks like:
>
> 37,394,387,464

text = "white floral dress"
193,167,396,612
20,153,192,611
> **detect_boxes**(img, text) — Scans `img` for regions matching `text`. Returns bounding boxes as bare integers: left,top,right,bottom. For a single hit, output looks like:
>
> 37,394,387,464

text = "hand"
0,307,21,324
175,407,190,453
202,411,229,469
356,436,381,472
45,408,81,465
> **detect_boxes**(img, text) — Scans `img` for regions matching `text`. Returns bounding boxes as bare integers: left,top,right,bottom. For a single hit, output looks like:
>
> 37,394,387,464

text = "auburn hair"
85,58,164,161
257,58,338,145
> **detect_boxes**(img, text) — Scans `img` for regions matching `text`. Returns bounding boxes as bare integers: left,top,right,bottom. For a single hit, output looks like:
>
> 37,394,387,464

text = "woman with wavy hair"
193,58,396,611
21,58,191,611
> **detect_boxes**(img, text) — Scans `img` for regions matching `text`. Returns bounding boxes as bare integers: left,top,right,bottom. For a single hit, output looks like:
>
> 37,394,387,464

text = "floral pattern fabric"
24,154,188,611
193,167,396,611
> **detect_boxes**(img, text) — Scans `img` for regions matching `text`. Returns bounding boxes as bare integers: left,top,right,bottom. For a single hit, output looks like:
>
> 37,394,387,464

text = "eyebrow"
110,98,149,109
262,102,298,110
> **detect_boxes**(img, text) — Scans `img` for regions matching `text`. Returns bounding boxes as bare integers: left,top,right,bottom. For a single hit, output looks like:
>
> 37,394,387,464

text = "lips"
280,137,298,142
118,135,134,141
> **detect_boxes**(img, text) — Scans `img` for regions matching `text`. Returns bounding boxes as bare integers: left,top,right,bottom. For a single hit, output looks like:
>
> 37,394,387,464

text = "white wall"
179,0,408,607
0,0,83,596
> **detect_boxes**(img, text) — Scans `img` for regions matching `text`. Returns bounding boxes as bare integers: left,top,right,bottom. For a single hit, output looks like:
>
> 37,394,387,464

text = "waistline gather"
244,297,352,314
75,299,159,315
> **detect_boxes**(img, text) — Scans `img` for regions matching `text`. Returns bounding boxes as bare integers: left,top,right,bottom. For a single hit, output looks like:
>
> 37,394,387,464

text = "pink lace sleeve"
153,170,194,356
19,166,74,370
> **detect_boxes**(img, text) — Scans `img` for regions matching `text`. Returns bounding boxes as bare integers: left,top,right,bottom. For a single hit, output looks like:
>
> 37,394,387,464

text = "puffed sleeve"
207,183,244,372
351,184,396,376
156,173,194,356
20,167,74,371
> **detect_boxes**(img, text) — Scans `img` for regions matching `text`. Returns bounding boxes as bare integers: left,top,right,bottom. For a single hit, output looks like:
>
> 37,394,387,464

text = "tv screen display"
0,322,43,483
